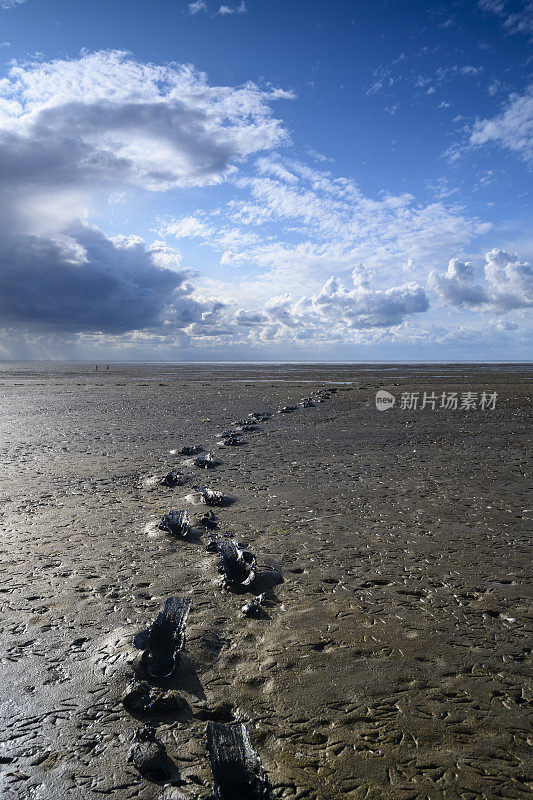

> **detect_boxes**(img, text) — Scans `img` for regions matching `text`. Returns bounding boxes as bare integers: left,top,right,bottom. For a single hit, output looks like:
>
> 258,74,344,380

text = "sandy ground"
0,362,531,800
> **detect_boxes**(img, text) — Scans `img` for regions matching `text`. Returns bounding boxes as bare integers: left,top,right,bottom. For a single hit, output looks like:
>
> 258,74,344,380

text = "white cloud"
478,0,533,38
470,85,533,164
164,155,491,305
429,249,533,311
218,1,247,15
368,61,484,99
188,0,207,13
108,191,128,205
265,270,430,331
478,0,505,13
460,65,483,77
0,50,291,201
0,0,25,8
484,248,533,309
184,270,430,346
429,258,488,307
164,215,214,238
306,148,333,163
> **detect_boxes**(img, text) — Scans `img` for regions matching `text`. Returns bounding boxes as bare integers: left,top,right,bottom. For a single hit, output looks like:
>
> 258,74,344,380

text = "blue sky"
0,0,531,360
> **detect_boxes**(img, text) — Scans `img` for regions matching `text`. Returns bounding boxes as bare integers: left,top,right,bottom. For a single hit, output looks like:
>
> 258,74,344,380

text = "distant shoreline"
1,359,532,366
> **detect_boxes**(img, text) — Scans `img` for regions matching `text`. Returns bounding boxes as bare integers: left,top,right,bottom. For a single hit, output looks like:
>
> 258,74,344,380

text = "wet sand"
0,362,531,800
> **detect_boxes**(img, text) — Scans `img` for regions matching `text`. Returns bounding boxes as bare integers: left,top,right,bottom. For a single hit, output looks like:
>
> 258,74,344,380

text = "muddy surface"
0,362,531,800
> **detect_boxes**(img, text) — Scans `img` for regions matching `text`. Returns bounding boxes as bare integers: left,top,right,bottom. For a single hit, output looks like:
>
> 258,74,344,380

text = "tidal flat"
0,362,531,800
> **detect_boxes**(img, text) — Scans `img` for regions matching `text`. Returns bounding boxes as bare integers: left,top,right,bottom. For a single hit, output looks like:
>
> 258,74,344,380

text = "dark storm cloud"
0,227,204,333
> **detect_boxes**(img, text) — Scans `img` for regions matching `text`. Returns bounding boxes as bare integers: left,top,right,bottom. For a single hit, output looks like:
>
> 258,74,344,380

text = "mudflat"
0,362,531,800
